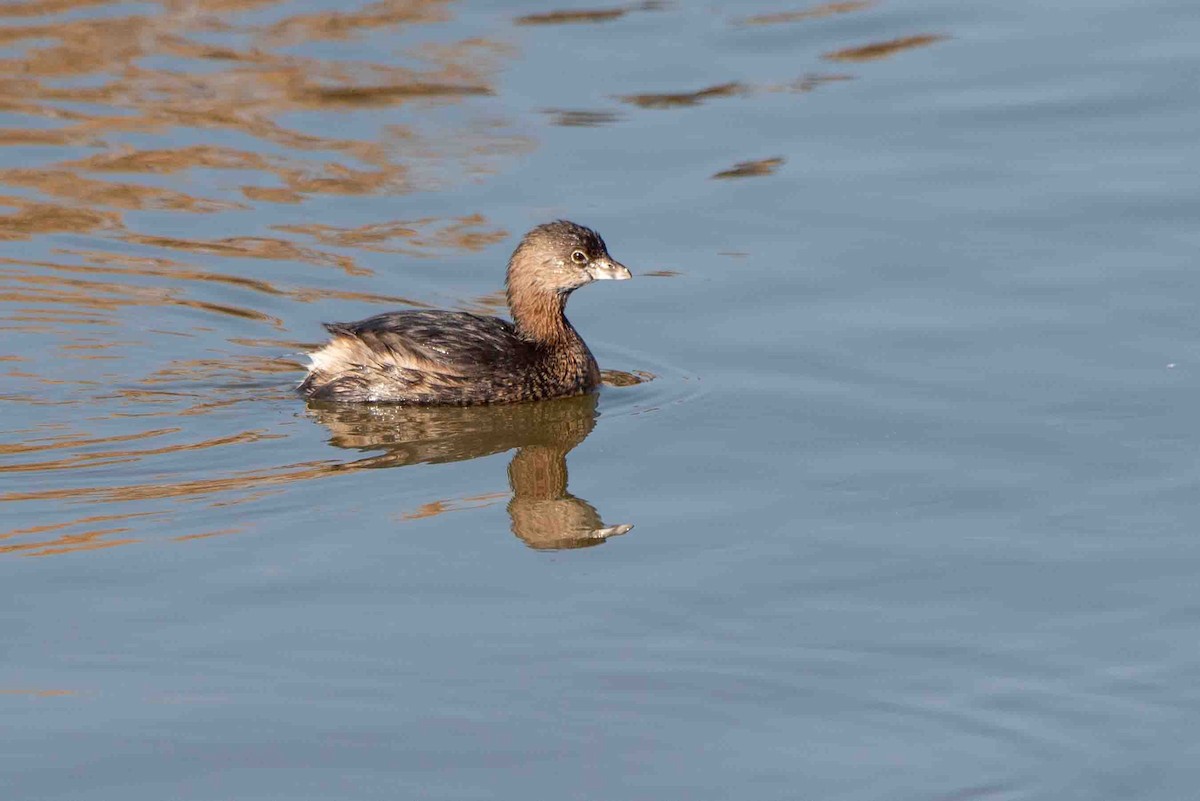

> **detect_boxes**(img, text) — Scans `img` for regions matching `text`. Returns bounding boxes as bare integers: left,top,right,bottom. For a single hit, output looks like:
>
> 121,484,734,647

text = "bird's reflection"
306,394,632,549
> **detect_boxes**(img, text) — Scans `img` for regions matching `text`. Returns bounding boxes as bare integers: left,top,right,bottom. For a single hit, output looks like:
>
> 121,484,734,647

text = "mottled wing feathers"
323,311,522,370
302,311,529,404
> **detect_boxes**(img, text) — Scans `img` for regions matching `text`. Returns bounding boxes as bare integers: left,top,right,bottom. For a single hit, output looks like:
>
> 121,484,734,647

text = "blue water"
3,1,1200,798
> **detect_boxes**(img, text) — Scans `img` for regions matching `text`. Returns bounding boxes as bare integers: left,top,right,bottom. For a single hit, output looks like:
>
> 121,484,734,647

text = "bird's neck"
508,284,575,345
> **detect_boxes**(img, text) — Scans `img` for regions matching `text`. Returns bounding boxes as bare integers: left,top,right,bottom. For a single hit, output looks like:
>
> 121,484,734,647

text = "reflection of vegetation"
789,73,855,93
541,109,623,127
0,0,912,561
516,7,628,25
619,82,748,110
734,1,876,26
616,74,852,112
0,387,638,556
713,157,785,180
0,0,524,247
276,215,508,257
308,394,633,550
0,0,523,422
515,2,665,26
824,34,947,62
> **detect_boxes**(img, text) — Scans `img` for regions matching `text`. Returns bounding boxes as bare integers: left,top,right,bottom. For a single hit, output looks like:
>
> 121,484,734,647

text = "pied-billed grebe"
299,220,631,404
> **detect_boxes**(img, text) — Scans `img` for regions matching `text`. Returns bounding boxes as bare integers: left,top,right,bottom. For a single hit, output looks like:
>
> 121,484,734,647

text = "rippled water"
4,1,1200,798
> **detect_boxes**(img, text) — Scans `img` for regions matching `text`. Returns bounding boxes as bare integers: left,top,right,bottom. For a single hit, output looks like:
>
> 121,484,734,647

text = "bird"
299,220,631,404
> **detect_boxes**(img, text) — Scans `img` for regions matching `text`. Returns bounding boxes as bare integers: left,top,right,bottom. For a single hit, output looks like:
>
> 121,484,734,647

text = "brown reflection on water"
0,260,286,334
733,1,876,26
1,505,244,556
824,34,947,62
788,73,856,92
0,198,120,240
541,109,624,128
0,0,522,239
0,0,726,558
617,73,852,112
0,0,531,516
107,353,305,417
515,2,664,26
1,374,643,555
0,344,319,556
402,492,509,521
3,454,338,506
2,167,245,216
309,394,633,550
0,254,431,345
713,157,785,180
619,82,748,110
453,289,509,317
277,215,507,256
260,1,452,43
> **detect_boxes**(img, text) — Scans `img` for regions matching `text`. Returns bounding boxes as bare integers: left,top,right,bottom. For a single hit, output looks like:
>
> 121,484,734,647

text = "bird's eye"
570,250,588,264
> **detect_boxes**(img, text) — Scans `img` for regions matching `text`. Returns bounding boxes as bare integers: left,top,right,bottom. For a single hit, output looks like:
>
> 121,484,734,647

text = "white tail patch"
306,339,352,375
305,335,444,377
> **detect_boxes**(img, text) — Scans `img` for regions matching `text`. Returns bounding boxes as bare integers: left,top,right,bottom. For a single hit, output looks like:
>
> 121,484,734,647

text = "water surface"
3,1,1200,798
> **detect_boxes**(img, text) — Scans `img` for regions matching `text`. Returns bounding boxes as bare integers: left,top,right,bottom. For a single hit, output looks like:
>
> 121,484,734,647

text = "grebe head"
507,220,631,297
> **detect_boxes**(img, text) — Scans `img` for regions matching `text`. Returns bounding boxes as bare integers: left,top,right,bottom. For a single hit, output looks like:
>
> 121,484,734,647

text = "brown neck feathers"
506,248,575,344
507,282,571,343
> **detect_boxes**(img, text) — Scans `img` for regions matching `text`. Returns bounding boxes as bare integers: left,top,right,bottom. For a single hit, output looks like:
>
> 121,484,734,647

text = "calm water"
3,0,1200,798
